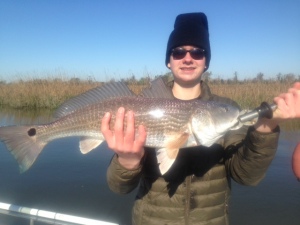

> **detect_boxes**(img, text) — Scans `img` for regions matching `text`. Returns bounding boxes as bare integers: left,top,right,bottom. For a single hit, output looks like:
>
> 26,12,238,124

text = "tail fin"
0,125,47,173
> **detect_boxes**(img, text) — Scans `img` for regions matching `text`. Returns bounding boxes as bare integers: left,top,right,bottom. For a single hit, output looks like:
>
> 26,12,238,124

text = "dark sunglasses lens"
190,49,205,60
172,48,205,60
172,49,187,60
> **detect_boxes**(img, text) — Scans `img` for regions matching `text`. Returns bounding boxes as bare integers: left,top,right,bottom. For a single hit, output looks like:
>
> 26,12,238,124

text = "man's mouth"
181,67,195,72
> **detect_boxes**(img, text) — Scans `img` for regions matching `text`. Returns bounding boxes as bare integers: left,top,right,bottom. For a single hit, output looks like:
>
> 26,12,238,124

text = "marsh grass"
0,78,299,129
0,78,296,109
0,78,101,109
209,81,293,109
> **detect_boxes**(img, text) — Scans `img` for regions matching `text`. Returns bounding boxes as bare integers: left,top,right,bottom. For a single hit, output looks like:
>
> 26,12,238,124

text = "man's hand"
101,107,147,169
255,82,300,132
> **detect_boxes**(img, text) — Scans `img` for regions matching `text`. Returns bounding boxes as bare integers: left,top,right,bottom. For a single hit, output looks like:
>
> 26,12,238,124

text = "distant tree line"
0,71,299,86
118,71,300,85
201,71,300,84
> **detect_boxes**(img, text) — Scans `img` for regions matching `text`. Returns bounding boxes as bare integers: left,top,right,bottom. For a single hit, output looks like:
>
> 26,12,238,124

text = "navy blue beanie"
165,12,211,70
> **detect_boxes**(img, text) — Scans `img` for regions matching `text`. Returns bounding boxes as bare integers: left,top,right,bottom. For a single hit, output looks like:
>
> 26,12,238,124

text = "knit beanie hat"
165,12,211,70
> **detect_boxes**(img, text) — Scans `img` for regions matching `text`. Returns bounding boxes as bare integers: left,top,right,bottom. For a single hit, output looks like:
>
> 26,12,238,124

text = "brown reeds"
209,81,292,109
0,77,299,129
0,78,101,110
0,78,296,110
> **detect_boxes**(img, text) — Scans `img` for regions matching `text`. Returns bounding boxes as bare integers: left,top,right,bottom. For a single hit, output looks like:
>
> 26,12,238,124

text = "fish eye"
27,128,36,136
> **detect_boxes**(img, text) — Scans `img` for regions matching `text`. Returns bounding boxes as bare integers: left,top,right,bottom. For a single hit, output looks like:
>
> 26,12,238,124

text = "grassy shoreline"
0,78,295,110
0,77,299,130
0,78,101,109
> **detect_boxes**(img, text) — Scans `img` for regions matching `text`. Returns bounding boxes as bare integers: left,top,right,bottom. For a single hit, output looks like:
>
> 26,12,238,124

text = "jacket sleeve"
224,125,280,186
106,154,142,194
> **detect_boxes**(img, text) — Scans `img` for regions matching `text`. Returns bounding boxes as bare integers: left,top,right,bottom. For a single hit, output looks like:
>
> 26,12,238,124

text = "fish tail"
0,125,47,173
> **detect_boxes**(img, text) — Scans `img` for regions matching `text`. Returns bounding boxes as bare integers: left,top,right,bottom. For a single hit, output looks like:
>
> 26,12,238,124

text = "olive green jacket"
106,81,279,225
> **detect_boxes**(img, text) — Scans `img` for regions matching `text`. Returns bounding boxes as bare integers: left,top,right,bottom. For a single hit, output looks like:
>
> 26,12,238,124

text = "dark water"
0,111,299,225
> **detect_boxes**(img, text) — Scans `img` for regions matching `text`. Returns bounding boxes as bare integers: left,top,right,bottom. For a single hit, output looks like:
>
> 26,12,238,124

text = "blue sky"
0,0,299,81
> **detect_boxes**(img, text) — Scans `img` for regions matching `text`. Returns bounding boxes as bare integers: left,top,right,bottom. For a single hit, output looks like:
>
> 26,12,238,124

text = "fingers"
292,82,300,89
290,84,300,117
136,125,147,146
123,110,135,149
273,96,292,120
114,108,140,152
273,83,300,120
114,107,126,148
101,107,146,169
101,107,146,153
101,112,113,141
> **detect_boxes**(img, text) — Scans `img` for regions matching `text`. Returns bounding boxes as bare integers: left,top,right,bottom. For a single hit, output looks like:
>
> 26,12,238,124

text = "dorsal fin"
140,77,174,99
54,81,135,118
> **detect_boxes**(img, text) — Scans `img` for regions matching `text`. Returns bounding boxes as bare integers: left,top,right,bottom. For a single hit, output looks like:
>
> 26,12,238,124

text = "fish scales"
133,98,194,146
32,97,194,148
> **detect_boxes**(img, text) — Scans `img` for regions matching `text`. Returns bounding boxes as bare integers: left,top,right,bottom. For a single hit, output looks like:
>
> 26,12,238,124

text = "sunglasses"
171,47,205,60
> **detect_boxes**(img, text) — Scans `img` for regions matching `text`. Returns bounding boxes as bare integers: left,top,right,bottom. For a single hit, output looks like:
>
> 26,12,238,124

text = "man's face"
168,45,206,85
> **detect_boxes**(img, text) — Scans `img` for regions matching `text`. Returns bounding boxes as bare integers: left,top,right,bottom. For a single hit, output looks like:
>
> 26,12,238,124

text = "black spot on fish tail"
0,125,47,172
27,128,36,136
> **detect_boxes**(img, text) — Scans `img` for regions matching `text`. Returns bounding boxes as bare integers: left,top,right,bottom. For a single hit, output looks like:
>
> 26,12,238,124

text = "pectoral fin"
156,132,189,175
156,148,177,175
79,137,103,154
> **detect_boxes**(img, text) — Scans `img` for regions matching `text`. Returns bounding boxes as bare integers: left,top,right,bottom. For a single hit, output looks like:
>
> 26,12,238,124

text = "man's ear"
167,63,171,68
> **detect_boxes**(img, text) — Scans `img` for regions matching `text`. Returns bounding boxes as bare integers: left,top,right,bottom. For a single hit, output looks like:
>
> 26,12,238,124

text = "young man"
102,13,300,225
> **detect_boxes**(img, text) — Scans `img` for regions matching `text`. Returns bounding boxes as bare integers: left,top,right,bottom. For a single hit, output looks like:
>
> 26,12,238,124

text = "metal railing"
0,202,118,225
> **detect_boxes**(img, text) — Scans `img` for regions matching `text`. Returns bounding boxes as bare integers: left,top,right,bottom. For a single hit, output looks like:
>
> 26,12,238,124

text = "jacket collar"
166,79,213,101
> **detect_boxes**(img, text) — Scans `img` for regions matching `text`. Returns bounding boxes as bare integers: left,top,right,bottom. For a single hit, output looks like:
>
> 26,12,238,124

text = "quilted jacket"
106,81,279,225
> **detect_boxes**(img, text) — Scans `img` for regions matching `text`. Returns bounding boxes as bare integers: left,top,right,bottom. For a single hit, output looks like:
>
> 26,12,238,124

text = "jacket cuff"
106,154,142,194
247,125,280,149
110,154,143,177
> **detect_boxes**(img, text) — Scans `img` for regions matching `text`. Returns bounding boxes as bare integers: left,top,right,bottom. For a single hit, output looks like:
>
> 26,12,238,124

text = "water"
230,132,300,225
0,110,299,225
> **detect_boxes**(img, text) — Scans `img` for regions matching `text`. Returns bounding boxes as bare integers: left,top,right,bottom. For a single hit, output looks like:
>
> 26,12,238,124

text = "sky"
0,0,299,82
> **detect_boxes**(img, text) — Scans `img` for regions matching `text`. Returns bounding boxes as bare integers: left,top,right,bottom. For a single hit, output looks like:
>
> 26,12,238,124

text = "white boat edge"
0,201,118,225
